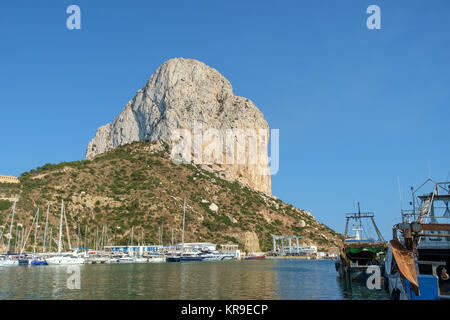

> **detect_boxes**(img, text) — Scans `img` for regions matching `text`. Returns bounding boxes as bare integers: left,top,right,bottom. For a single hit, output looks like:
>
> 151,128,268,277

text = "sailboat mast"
130,226,134,246
33,206,40,253
95,226,98,251
7,197,17,254
49,228,52,252
182,198,186,248
84,225,87,252
57,200,64,254
15,224,19,252
43,204,49,253
64,206,72,251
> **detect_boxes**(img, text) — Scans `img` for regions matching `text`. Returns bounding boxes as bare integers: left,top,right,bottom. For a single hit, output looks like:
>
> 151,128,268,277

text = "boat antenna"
397,176,404,212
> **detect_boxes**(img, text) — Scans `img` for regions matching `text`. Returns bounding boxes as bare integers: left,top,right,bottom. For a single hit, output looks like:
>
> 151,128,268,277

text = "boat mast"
7,197,17,254
95,226,98,251
161,222,164,246
182,198,186,250
57,200,64,254
130,226,134,246
49,228,52,252
15,224,19,252
64,206,72,251
33,206,40,253
84,225,87,252
43,204,49,253
77,222,80,250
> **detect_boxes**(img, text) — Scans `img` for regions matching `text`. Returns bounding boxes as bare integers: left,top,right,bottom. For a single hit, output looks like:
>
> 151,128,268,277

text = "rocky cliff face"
86,58,271,194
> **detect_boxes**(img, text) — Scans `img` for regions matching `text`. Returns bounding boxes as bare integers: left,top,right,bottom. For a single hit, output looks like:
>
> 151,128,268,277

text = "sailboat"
31,204,49,265
166,198,203,262
45,200,84,265
0,198,19,266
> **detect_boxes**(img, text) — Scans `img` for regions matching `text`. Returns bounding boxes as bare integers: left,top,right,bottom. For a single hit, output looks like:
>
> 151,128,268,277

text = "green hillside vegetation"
0,141,343,253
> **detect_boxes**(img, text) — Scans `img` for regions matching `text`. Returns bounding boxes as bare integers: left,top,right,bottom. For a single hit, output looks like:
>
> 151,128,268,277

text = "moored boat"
118,256,135,263
245,253,266,260
335,203,387,285
385,179,450,300
0,256,19,267
148,255,165,263
46,254,84,265
166,256,181,262
134,257,148,263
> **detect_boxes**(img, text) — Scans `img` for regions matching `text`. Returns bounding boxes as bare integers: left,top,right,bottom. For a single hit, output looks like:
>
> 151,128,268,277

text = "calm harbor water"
0,259,389,300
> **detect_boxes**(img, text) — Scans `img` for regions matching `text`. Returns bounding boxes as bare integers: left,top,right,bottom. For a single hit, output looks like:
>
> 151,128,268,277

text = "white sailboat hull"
46,256,84,265
0,259,19,266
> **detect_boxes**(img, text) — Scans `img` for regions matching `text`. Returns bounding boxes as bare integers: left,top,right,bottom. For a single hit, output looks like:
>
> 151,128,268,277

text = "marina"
1,179,449,301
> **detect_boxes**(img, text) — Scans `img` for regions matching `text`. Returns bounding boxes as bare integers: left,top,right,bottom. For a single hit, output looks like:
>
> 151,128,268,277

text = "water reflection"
0,259,389,300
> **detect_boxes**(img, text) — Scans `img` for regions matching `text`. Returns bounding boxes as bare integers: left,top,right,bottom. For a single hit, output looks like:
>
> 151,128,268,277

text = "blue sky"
0,1,449,238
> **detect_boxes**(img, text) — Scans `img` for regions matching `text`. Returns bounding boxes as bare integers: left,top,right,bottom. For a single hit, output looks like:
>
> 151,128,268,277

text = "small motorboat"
31,260,48,266
118,256,135,263
244,255,266,260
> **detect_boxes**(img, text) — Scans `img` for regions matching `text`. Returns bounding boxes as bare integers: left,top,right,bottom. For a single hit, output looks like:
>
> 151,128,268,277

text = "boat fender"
441,268,449,281
391,288,401,300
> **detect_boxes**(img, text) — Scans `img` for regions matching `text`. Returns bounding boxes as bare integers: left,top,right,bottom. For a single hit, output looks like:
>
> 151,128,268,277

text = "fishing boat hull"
337,264,384,282
31,260,48,265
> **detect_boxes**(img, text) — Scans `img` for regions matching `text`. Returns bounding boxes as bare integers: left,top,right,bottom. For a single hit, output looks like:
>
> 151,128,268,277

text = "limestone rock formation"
86,58,271,194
